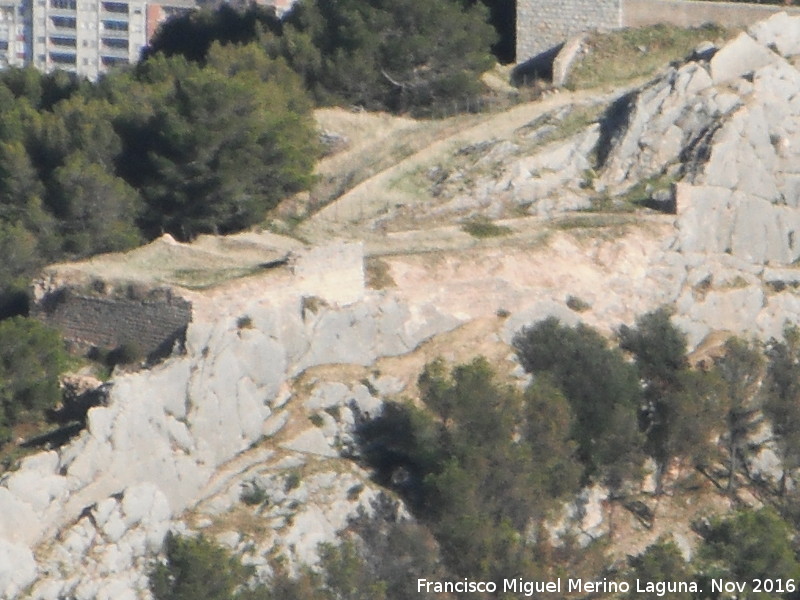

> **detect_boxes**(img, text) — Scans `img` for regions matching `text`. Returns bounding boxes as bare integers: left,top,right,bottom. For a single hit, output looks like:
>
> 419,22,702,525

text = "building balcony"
49,35,77,47
99,28,128,38
100,10,128,20
48,8,78,17
99,44,127,56
101,1,128,14
100,54,127,66
49,50,77,64
49,16,77,29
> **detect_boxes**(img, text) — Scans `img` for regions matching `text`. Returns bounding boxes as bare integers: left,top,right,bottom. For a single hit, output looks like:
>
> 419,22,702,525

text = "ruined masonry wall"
34,292,192,356
622,0,800,29
516,0,622,63
517,0,800,64
32,242,365,356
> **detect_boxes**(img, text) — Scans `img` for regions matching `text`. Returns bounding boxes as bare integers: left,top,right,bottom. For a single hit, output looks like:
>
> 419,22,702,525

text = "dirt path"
300,87,631,243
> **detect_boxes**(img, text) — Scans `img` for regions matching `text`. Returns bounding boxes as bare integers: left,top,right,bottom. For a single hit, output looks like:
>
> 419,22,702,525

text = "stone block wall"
517,0,800,64
622,0,800,29
517,0,623,63
33,289,192,358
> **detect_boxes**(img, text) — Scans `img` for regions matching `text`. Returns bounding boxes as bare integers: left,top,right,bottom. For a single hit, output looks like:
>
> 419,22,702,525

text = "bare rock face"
13,15,800,598
0,241,462,599
594,19,800,266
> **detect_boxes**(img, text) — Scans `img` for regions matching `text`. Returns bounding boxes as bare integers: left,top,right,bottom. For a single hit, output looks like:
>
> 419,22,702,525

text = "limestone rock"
710,32,782,84
552,34,586,87
749,11,800,58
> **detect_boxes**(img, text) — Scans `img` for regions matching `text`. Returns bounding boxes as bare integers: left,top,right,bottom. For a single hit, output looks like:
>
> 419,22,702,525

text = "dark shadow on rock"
512,44,562,85
595,91,636,169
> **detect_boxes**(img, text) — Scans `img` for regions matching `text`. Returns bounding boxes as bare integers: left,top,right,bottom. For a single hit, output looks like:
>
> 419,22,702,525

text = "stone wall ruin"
516,0,800,64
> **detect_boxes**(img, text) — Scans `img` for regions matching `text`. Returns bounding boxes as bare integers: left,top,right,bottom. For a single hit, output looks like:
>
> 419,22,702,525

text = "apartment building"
0,0,193,79
0,0,29,68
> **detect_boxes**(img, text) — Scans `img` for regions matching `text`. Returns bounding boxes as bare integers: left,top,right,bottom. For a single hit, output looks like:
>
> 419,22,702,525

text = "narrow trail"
299,85,634,244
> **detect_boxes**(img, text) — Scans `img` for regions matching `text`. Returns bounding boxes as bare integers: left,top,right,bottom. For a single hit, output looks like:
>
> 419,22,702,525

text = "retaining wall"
517,0,622,63
517,0,800,63
34,289,192,357
623,0,800,28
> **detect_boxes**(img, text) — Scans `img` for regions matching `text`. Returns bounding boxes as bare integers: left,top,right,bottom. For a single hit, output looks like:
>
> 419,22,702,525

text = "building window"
50,0,77,10
50,16,77,29
101,36,127,49
50,36,77,47
102,19,128,32
101,2,128,13
101,54,126,66
50,51,76,64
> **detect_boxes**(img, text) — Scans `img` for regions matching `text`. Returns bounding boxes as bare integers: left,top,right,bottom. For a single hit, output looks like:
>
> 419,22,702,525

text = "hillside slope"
5,12,800,599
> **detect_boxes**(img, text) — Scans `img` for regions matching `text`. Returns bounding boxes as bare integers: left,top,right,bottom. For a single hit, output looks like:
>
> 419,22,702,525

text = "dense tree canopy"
620,309,726,490
120,52,316,239
696,508,800,599
358,357,581,581
0,316,67,441
148,0,496,114
0,44,317,316
513,317,645,486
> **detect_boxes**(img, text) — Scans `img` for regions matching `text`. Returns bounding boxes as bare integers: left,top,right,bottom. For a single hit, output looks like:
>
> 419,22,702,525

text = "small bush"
107,341,144,367
150,532,253,600
309,413,325,427
365,258,396,290
566,295,591,312
302,296,326,316
236,315,253,330
0,317,68,442
240,481,268,506
462,216,512,238
285,470,302,492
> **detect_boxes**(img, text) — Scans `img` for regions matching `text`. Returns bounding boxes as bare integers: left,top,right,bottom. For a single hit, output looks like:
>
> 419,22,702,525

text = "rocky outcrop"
595,12,800,265
12,13,800,598
2,244,459,599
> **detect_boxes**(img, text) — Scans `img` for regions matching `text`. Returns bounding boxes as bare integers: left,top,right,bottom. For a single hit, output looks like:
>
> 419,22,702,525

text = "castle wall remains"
517,0,800,64
623,0,800,29
33,289,192,358
516,0,622,63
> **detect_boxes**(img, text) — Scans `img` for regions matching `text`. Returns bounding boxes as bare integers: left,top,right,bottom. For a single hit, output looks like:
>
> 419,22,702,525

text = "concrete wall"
517,0,623,63
517,0,800,64
34,289,192,357
623,0,800,28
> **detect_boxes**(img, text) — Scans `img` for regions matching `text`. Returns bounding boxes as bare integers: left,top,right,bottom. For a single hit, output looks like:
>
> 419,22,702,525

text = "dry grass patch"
567,23,733,90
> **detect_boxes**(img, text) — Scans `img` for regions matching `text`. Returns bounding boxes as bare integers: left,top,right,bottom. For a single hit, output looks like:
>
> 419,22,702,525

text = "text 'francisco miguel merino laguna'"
417,578,701,597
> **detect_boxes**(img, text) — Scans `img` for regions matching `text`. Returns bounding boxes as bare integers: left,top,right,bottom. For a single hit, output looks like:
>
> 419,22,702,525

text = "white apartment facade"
31,0,147,79
0,0,193,79
0,0,29,68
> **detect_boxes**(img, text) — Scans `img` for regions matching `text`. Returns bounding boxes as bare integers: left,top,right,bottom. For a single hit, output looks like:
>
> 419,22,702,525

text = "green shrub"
285,470,302,492
107,341,144,367
0,317,67,442
240,480,268,506
150,532,253,600
566,295,591,312
461,216,512,238
513,317,645,486
357,357,580,580
147,1,495,115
